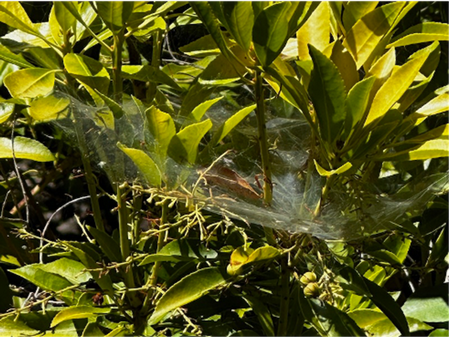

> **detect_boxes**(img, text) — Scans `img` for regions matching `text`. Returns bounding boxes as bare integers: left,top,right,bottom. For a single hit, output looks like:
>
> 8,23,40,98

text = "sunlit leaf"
388,22,449,48
342,1,378,31
0,136,55,162
169,119,212,163
146,106,176,160
118,142,162,187
4,68,55,99
94,2,134,34
148,267,226,325
29,95,70,122
343,2,405,69
314,160,352,177
364,46,431,127
54,2,76,33
51,306,111,328
121,65,182,91
402,284,449,323
221,2,254,51
10,264,73,292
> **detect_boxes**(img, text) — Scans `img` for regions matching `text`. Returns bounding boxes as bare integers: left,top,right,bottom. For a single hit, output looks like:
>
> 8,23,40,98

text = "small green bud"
300,272,317,285
304,282,321,297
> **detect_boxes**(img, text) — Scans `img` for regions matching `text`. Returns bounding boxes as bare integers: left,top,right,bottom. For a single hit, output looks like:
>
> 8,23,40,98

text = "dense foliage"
0,1,448,337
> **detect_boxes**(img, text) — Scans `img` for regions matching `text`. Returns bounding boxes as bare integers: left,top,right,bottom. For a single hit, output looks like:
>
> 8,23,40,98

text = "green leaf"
0,102,14,123
179,34,220,56
139,239,217,265
377,139,448,161
244,296,275,336
221,2,254,51
364,45,431,127
0,136,55,162
190,2,242,68
314,160,352,177
429,329,450,337
308,45,346,144
0,317,40,336
364,277,410,336
199,50,248,86
0,267,12,312
64,53,110,94
344,76,376,138
402,284,449,323
227,245,279,275
299,291,366,337
146,106,176,160
336,266,372,297
121,65,182,91
29,95,70,122
10,264,73,292
94,2,134,33
388,22,449,48
87,226,122,263
343,2,405,69
0,2,36,35
0,44,33,68
296,2,330,61
186,96,223,123
117,143,162,187
54,2,76,33
330,40,359,92
148,267,227,325
252,2,290,66
38,258,92,285
342,1,379,31
427,226,448,267
349,309,433,337
63,242,114,293
169,119,212,163
398,124,448,145
82,322,105,337
51,306,111,328
4,68,55,99
93,90,124,118
210,104,256,146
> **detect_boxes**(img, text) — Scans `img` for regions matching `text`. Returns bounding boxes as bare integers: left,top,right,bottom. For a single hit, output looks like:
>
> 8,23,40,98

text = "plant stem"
255,71,272,205
149,200,168,286
73,112,105,232
148,29,162,101
117,184,130,260
277,257,290,336
112,34,124,103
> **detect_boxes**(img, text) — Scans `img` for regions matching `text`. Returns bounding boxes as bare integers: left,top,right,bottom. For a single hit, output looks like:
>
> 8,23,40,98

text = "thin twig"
10,117,29,225
39,195,93,263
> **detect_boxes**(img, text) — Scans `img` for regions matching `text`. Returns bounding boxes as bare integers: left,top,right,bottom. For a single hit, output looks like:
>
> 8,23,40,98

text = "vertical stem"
73,114,105,232
149,200,168,286
147,29,162,101
255,71,272,205
117,184,130,260
112,33,124,103
277,257,290,336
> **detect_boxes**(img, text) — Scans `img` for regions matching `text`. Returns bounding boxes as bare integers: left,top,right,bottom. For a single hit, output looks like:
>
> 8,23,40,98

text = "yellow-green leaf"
342,1,378,31
94,2,134,34
117,143,162,187
314,160,352,177
0,2,35,35
221,2,254,51
211,104,256,146
146,106,176,160
169,119,212,163
148,267,226,325
297,2,330,60
0,136,55,162
388,22,449,48
51,306,111,328
64,53,110,94
0,102,14,123
29,95,70,122
364,46,431,127
377,139,449,161
185,96,223,124
343,2,405,69
4,68,55,99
